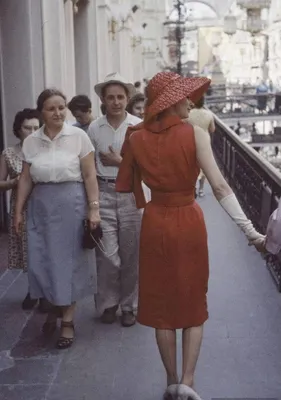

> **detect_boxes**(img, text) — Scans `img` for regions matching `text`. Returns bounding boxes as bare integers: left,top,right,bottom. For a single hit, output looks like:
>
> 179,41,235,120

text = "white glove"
219,193,265,245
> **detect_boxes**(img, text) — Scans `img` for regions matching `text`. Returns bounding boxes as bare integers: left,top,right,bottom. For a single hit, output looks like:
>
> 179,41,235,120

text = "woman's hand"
14,212,23,235
88,208,101,231
10,176,20,189
249,235,266,253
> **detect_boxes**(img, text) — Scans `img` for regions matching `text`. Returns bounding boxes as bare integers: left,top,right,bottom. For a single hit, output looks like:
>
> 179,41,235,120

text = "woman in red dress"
116,72,265,400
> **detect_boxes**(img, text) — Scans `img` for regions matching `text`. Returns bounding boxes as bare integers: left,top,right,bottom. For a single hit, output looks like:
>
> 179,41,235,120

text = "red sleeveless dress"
116,115,209,329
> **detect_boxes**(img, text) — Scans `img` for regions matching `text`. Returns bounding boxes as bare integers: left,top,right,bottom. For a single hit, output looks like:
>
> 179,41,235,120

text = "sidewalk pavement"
1,186,281,400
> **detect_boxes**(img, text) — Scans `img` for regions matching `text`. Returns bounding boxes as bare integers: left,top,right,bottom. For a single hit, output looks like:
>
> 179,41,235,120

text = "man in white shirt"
88,73,142,327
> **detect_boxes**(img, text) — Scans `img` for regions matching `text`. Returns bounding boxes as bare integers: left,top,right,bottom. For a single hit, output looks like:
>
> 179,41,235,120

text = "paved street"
1,186,281,400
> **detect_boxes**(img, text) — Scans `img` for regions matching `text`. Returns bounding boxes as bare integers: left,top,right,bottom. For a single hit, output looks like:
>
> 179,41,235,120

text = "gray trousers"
95,181,142,314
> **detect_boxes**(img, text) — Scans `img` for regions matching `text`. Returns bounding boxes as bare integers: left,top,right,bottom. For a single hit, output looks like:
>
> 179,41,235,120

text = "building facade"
0,0,167,150
0,0,166,228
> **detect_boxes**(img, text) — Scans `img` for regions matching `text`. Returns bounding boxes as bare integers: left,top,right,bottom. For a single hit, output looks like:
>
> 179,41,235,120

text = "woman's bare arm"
0,155,18,191
15,162,33,215
194,125,264,248
80,151,101,229
80,151,99,204
194,125,232,200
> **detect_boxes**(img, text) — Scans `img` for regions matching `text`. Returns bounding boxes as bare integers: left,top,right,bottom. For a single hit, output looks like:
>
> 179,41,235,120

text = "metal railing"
206,92,281,118
212,115,281,291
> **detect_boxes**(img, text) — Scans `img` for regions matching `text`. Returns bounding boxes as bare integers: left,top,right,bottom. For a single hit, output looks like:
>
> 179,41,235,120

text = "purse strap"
90,232,107,255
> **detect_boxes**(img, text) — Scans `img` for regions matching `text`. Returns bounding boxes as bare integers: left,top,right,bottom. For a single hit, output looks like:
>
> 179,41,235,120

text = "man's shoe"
100,305,118,324
121,311,136,327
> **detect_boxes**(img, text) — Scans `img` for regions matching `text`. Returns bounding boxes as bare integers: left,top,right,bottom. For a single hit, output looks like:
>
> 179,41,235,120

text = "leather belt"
97,176,116,184
151,191,194,207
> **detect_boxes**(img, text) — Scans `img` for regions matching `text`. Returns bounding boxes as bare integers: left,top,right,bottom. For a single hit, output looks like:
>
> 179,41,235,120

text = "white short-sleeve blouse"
22,124,95,183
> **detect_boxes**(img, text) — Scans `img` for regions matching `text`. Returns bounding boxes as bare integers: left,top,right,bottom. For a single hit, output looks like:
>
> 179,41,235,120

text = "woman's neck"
44,124,63,140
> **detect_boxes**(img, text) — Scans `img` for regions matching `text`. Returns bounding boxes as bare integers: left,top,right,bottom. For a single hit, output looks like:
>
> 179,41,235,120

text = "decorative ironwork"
212,116,281,291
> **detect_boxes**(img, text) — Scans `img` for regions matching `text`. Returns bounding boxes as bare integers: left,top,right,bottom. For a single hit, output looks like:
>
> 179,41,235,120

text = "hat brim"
94,80,136,99
146,76,211,118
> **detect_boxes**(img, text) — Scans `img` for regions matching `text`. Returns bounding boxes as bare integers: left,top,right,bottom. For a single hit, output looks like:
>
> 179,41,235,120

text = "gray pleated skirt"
27,182,96,306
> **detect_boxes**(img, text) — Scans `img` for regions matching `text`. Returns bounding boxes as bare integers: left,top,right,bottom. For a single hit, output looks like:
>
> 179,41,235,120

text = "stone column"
0,0,44,147
96,0,112,80
41,0,67,91
63,0,76,100
74,0,100,115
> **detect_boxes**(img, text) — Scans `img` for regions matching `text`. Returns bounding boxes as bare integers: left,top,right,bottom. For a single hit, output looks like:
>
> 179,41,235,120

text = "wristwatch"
89,201,99,207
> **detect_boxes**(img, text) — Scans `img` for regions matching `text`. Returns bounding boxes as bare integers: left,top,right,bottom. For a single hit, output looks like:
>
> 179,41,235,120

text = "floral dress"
3,144,27,271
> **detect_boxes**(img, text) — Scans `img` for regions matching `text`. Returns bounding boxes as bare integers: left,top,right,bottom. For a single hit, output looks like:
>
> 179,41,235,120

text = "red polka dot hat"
145,72,211,119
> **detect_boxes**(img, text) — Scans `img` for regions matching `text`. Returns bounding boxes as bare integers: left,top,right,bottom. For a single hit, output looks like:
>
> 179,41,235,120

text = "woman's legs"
60,302,76,338
155,329,178,386
55,303,76,349
155,324,204,395
180,325,204,387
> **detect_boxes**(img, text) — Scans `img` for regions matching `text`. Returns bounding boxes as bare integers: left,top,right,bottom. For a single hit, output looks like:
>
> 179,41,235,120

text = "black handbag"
82,219,103,250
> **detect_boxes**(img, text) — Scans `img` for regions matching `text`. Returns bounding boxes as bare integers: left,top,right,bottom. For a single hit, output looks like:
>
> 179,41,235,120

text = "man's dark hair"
68,95,92,113
13,108,41,138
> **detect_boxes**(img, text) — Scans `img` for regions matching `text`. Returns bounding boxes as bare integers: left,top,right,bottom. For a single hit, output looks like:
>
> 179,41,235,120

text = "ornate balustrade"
206,92,281,119
212,115,281,291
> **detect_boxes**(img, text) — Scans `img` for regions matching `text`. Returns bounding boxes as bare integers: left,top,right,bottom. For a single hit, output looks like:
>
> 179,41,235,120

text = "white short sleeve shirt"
88,113,141,179
22,124,94,183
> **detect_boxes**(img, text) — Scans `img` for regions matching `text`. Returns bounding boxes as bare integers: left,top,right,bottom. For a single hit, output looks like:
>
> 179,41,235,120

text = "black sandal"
56,321,75,350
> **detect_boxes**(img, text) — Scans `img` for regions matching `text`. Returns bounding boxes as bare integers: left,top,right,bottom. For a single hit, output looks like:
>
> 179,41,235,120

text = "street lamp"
163,0,188,75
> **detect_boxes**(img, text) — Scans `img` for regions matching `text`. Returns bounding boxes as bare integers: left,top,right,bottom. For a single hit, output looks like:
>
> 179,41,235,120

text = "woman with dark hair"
0,108,43,310
14,89,100,349
126,93,145,119
116,72,265,399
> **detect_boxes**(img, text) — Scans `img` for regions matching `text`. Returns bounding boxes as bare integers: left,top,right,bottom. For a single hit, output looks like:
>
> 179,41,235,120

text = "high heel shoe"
163,384,178,400
176,384,202,400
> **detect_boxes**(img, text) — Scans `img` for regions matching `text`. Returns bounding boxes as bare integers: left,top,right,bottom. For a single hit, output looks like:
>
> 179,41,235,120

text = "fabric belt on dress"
150,191,194,207
97,176,116,184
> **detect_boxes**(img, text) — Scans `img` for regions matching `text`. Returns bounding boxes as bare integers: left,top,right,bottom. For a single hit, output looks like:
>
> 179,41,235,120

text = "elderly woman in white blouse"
14,88,100,349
